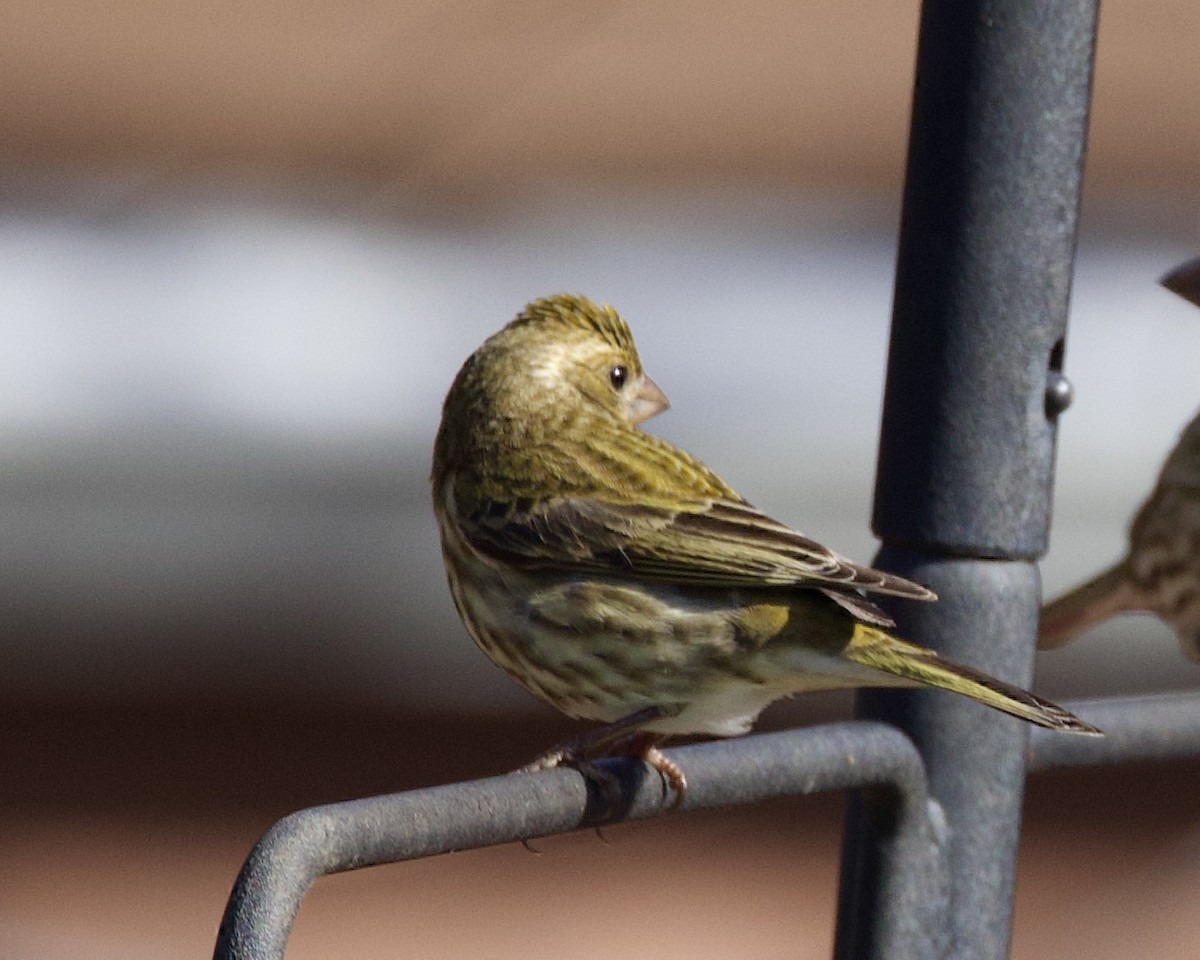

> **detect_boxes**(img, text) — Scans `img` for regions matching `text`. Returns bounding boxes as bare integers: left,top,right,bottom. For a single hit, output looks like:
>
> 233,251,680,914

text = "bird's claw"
641,745,687,808
518,740,686,811
519,747,622,807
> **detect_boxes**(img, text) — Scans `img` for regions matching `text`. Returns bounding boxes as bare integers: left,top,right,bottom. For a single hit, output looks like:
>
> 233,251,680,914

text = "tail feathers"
1038,565,1139,649
846,625,1102,736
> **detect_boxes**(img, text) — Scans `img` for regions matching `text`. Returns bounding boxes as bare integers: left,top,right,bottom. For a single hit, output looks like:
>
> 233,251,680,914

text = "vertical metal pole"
835,1,1099,958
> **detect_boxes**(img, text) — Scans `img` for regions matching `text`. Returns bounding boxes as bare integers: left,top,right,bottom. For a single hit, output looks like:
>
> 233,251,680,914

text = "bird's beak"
627,373,670,424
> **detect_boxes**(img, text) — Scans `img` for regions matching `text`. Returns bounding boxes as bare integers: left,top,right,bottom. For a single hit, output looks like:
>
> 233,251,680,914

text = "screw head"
1045,371,1074,417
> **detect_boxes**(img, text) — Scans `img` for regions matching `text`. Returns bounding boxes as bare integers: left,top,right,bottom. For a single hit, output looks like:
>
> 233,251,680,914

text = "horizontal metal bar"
1028,692,1200,770
213,721,932,960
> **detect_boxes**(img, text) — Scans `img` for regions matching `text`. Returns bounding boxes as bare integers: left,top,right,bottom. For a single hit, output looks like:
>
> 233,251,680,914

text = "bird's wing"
463,495,935,625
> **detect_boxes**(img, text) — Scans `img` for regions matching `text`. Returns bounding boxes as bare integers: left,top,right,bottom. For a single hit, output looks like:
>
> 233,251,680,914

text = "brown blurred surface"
3,705,1198,960
2,0,1199,200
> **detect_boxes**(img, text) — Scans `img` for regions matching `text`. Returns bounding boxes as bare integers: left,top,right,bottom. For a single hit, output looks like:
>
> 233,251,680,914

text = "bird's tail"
1038,565,1138,650
844,624,1102,735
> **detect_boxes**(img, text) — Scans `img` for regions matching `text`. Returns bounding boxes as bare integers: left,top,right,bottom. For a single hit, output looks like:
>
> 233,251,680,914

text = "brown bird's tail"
844,624,1102,735
1038,565,1139,650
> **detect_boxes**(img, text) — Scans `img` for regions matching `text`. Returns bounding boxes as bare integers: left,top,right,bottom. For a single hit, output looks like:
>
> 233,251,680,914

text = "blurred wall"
2,0,1199,713
3,193,1200,717
2,0,1200,715
3,1,1199,195
4,7,1200,960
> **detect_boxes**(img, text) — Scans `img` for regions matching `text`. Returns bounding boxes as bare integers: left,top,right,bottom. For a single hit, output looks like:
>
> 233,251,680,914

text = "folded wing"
463,495,935,627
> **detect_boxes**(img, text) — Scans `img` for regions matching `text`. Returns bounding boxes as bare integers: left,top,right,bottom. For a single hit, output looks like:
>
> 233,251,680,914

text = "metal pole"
835,0,1100,958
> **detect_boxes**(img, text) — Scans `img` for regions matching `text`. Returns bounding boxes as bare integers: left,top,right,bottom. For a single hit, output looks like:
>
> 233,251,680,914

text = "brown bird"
1040,258,1200,660
434,295,1100,801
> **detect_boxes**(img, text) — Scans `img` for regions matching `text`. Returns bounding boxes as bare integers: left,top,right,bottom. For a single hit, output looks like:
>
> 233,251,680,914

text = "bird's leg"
519,705,667,773
519,706,685,807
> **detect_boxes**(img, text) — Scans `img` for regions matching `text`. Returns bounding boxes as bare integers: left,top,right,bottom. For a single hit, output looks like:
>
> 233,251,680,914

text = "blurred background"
3,2,1199,959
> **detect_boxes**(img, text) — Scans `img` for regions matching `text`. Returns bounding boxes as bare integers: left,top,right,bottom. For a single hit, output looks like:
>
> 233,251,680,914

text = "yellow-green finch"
1041,259,1200,660
433,294,1100,798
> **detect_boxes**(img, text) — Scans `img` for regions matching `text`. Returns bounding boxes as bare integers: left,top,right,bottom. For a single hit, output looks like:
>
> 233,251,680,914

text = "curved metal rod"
213,691,1200,960
213,721,934,960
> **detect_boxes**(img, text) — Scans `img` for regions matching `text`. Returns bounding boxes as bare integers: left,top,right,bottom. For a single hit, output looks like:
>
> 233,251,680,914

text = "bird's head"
433,294,670,493
446,294,669,430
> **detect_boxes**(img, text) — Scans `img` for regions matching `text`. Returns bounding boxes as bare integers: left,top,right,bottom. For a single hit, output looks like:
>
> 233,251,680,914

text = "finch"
433,294,1100,799
1040,258,1200,661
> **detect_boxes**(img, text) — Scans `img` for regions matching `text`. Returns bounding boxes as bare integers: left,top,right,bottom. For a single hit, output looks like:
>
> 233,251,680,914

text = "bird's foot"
518,744,621,807
516,707,686,810
639,743,687,809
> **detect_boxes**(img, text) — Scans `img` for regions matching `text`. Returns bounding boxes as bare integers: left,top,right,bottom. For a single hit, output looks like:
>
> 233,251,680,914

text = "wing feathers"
462,492,935,618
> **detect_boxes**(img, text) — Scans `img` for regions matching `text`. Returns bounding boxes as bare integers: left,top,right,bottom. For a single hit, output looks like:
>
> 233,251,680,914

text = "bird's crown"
506,293,636,355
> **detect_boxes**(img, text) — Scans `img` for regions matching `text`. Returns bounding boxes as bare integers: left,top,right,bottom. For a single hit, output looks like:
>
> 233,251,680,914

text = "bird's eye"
609,365,629,390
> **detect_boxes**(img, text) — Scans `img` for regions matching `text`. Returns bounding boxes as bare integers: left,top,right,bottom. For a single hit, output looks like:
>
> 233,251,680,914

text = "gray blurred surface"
3,186,1199,711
